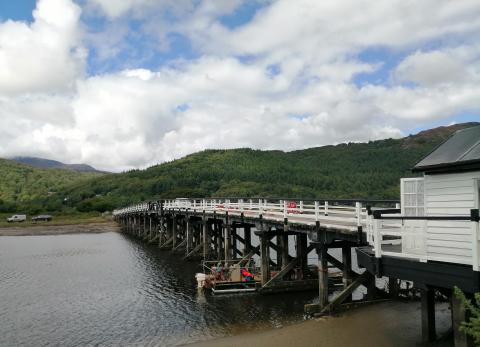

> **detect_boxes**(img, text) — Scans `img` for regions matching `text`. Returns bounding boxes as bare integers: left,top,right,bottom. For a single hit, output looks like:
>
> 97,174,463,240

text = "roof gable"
413,125,480,173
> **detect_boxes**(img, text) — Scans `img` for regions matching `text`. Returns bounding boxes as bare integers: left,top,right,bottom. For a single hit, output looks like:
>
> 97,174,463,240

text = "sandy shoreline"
182,301,452,347
0,222,120,236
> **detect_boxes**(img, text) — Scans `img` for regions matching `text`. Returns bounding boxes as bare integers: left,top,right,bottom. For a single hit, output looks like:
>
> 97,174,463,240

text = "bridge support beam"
215,221,223,259
186,217,193,254
421,287,436,343
296,233,308,280
260,229,271,286
172,215,178,250
342,245,352,290
202,218,211,259
280,233,289,274
243,225,252,255
318,239,329,310
224,215,232,261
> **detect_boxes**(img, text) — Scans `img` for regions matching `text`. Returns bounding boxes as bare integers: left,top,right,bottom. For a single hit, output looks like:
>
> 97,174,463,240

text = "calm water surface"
0,232,316,347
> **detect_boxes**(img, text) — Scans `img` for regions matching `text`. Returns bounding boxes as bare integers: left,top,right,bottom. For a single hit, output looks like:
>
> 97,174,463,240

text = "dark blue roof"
413,125,480,173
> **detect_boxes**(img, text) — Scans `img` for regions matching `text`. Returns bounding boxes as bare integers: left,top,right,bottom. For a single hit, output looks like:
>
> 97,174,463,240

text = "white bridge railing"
113,199,480,269
369,209,480,270
114,198,399,233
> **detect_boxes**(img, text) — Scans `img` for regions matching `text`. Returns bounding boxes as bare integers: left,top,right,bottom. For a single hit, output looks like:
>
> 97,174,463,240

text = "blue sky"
0,1,36,22
0,0,478,170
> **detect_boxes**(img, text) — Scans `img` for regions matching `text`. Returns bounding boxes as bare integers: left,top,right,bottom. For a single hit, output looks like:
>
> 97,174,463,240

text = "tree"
453,286,480,344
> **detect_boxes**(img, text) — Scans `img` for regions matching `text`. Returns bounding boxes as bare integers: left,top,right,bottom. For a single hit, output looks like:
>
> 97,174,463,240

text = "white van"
7,214,27,223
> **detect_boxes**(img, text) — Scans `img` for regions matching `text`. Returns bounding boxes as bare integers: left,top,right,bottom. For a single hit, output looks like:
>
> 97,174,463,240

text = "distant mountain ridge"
10,157,106,173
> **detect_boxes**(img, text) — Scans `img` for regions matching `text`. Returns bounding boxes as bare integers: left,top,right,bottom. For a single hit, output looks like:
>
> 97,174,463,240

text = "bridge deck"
168,208,361,232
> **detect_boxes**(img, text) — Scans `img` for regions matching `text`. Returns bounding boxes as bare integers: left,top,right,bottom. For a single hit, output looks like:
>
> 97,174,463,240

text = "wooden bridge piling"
115,198,401,318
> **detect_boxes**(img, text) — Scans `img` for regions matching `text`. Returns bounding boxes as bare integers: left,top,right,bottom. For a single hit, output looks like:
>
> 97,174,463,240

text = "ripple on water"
0,233,315,347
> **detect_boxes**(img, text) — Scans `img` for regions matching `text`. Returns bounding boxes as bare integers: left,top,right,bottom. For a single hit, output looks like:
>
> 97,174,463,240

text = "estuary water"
0,232,316,347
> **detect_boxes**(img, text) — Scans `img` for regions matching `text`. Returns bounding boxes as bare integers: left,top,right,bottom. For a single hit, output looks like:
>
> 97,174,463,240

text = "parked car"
7,214,27,223
32,215,53,222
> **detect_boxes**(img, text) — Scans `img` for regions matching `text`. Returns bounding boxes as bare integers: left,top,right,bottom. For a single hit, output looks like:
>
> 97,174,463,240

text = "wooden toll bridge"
113,125,480,346
114,198,396,297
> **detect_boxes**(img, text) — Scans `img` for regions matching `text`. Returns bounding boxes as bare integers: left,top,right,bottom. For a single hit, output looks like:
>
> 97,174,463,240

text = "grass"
0,212,112,228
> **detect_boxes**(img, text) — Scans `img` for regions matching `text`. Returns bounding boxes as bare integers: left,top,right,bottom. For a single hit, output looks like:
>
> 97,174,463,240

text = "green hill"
0,159,103,213
51,122,478,213
4,122,478,214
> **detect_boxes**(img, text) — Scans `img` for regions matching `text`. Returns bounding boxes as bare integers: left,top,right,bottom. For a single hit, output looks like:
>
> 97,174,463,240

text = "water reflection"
0,232,317,347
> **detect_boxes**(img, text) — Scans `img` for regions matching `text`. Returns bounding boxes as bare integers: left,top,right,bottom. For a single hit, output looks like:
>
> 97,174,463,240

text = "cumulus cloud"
394,50,471,86
0,0,479,171
0,0,84,94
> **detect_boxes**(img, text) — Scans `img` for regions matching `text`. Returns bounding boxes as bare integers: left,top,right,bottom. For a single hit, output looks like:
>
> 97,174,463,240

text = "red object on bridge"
287,201,301,214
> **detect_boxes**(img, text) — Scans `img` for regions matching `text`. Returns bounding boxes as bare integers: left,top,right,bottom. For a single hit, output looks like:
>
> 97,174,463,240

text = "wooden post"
318,240,329,309
259,216,270,286
158,217,165,246
224,219,232,262
186,218,193,254
421,287,436,343
231,223,237,259
216,222,223,259
149,216,153,240
138,216,141,236
296,233,308,279
260,232,271,286
243,225,252,255
280,234,289,271
143,214,146,237
202,218,210,260
366,273,377,300
342,245,352,289
276,234,283,269
389,277,399,298
172,215,177,249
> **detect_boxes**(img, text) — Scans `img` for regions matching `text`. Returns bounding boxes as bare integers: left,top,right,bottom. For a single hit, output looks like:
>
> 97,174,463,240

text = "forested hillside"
2,122,477,214
55,122,478,213
0,159,102,212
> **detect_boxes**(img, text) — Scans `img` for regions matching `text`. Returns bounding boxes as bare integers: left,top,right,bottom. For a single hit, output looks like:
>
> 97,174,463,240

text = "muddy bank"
183,301,452,347
0,222,120,236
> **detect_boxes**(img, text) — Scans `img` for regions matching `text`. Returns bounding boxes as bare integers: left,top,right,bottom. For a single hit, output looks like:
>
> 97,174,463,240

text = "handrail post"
374,218,381,258
471,209,480,271
324,201,329,216
356,202,362,226
299,200,304,212
315,201,319,221
259,199,263,216
283,200,287,218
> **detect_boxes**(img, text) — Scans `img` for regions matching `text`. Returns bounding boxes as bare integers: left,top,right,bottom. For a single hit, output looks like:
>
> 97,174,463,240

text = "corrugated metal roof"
413,125,480,173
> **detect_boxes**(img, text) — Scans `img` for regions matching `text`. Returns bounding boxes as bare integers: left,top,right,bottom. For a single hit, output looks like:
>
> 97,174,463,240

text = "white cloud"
394,50,471,86
0,0,85,94
0,0,479,172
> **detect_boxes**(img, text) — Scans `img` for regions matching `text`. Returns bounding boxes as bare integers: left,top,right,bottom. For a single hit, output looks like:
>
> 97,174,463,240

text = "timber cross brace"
114,198,389,299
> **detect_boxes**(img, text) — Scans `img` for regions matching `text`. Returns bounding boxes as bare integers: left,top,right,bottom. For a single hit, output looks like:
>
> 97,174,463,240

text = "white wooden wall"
424,171,480,265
